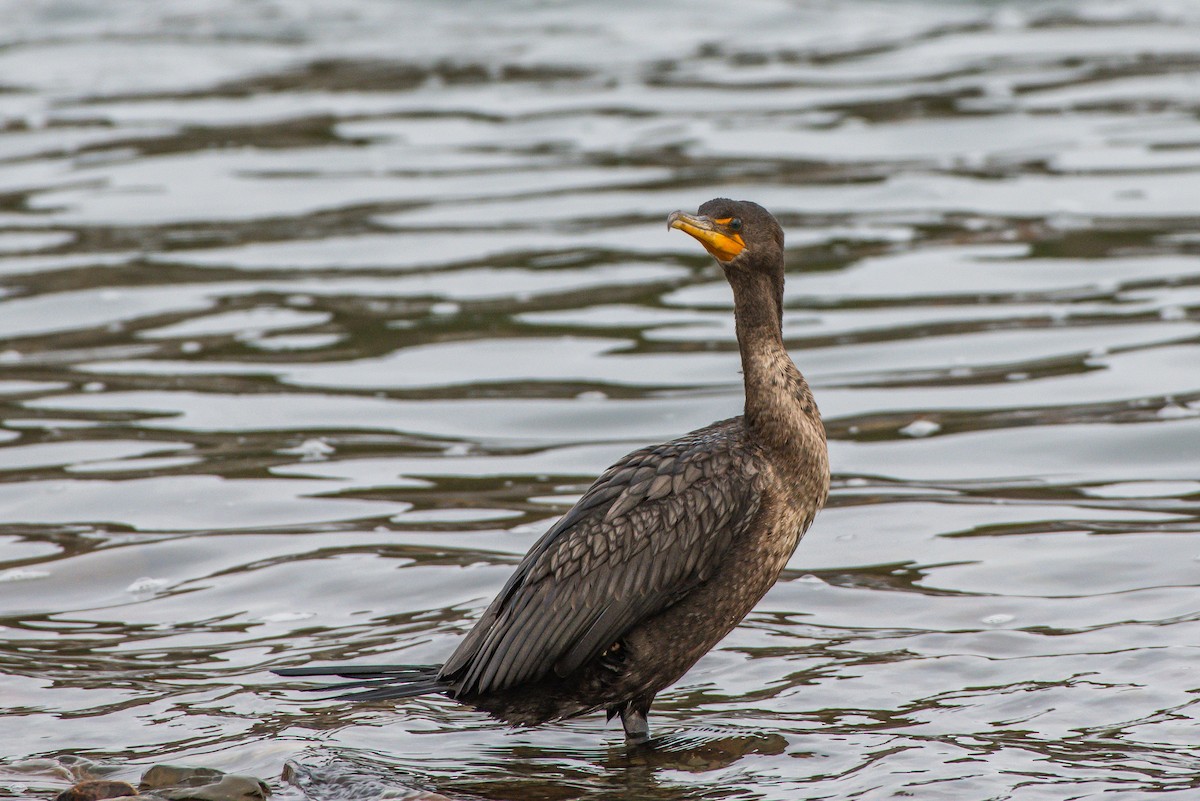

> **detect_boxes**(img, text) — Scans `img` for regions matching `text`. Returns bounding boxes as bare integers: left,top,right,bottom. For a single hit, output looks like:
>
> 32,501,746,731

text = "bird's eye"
729,218,742,232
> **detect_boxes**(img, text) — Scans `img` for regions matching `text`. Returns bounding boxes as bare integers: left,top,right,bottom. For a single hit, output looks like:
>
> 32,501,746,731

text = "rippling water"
1,0,1199,798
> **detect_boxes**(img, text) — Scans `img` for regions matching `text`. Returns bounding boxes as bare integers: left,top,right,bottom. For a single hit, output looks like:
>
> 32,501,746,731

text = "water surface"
1,1,1199,799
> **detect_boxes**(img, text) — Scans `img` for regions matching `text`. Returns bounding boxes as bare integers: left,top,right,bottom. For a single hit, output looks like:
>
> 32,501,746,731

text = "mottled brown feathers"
440,418,763,696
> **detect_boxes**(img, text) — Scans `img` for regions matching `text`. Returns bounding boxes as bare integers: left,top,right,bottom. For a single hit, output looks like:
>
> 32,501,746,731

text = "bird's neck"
729,267,825,460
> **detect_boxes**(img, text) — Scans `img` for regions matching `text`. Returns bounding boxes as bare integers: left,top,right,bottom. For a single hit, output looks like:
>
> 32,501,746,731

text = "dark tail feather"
273,663,451,702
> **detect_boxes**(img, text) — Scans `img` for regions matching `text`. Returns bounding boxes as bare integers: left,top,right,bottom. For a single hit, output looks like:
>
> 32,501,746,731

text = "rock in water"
140,766,225,791
157,775,269,801
55,779,139,801
139,765,269,801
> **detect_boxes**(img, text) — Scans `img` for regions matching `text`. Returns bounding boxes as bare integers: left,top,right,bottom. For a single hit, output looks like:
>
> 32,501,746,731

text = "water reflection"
1,0,1199,798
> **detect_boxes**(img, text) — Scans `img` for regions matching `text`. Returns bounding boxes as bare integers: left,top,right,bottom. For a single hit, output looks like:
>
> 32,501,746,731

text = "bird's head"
667,198,784,270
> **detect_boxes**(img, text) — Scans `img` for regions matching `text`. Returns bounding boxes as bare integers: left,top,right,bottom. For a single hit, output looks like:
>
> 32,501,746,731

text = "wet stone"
55,779,139,801
155,775,270,801
139,766,225,791
137,767,269,801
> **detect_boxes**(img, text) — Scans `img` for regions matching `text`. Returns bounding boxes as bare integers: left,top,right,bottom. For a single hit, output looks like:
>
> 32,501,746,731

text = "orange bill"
668,211,746,262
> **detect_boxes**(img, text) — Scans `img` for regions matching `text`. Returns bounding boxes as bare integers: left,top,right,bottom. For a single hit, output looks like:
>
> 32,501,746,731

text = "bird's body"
277,199,829,741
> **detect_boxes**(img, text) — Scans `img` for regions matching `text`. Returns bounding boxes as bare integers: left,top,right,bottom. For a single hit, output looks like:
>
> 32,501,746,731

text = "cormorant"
276,199,830,742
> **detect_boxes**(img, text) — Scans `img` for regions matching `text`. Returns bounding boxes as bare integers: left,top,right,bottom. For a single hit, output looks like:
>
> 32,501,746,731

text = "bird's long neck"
728,265,825,462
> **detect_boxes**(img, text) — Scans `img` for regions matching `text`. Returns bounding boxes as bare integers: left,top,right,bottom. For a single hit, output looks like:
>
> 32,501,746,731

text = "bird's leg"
621,708,648,743
619,695,653,744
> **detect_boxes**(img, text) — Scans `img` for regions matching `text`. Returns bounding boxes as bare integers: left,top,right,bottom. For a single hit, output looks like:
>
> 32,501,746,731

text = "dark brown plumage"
276,199,830,742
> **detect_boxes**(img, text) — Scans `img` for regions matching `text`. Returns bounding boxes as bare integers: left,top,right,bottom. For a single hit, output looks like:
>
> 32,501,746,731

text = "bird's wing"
440,419,763,696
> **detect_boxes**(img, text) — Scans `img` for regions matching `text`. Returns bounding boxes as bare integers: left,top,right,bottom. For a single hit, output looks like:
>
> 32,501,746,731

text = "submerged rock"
111,762,271,801
155,775,269,801
8,758,77,782
137,766,268,801
32,760,273,801
282,759,449,800
54,779,139,801
139,766,226,791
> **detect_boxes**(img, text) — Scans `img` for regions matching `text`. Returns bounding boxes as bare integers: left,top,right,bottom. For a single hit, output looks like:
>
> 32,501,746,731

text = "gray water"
1,0,1198,798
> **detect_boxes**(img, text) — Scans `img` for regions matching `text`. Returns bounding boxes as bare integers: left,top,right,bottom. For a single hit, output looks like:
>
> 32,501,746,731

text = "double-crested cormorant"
276,199,830,742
